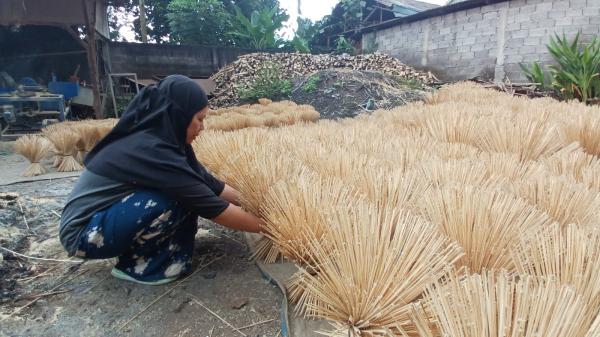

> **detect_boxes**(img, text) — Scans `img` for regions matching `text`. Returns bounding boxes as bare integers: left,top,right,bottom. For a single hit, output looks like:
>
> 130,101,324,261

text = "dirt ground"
0,153,284,337
291,69,431,119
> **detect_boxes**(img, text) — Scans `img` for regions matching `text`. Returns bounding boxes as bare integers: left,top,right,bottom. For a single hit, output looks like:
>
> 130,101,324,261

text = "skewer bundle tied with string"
14,135,51,177
73,122,101,165
42,124,84,172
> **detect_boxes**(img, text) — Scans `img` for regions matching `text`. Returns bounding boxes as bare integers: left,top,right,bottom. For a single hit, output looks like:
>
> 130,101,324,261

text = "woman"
59,75,263,285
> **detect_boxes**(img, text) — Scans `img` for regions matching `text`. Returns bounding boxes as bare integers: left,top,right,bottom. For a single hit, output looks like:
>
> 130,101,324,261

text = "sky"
119,0,448,42
278,0,448,39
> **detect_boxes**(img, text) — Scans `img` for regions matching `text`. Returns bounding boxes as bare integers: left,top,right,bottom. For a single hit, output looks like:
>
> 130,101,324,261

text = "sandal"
111,267,177,286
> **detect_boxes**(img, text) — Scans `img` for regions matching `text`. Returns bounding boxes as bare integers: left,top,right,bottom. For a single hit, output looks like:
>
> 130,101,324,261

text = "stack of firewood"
209,52,438,107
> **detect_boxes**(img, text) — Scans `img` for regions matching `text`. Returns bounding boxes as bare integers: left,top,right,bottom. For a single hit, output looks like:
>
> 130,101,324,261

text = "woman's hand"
211,204,263,233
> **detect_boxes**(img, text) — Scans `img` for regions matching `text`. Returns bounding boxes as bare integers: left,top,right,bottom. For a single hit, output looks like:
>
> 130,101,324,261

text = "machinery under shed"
0,0,110,138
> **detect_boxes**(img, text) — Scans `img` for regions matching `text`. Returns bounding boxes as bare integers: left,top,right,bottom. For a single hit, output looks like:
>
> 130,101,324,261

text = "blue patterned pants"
76,191,197,282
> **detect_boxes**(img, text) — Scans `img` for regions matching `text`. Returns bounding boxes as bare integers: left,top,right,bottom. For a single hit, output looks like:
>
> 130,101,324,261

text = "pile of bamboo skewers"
14,119,118,176
193,82,600,337
206,99,320,131
13,100,319,177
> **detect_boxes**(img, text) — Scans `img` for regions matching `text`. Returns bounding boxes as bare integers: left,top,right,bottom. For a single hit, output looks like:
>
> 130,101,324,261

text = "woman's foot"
110,267,178,285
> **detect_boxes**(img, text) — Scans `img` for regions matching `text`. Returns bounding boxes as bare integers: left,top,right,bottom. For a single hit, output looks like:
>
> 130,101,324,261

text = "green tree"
132,0,171,43
221,0,284,19
108,0,288,45
167,0,234,46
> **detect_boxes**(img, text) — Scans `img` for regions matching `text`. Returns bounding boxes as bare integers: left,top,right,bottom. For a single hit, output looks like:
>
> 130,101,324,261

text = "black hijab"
85,75,211,189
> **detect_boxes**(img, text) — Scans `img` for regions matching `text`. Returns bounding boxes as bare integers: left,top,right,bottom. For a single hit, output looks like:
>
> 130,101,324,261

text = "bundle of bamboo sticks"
12,119,117,176
205,100,320,131
193,82,600,336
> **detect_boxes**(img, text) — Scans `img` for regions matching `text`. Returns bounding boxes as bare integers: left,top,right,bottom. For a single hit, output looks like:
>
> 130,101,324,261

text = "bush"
302,74,321,93
520,61,547,90
547,33,600,102
520,33,600,102
238,62,292,102
334,36,355,55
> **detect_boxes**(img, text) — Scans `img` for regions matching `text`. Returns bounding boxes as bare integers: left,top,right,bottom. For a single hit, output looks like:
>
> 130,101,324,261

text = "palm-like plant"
547,33,600,102
230,6,289,49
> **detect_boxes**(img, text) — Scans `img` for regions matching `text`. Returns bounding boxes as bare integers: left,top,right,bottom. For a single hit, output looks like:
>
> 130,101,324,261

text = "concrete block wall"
362,0,600,82
108,42,259,79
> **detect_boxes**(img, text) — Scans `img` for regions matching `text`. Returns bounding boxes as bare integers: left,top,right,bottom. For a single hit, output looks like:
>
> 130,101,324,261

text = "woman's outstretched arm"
219,184,241,206
212,204,263,233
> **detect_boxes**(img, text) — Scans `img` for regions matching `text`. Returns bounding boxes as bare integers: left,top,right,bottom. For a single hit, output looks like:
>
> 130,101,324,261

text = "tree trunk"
139,0,148,43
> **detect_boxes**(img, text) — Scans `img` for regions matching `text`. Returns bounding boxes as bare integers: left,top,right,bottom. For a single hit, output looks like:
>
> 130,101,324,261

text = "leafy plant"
302,74,321,92
520,61,547,89
291,36,310,53
546,33,600,102
229,6,289,49
238,62,292,101
394,77,426,90
334,36,355,54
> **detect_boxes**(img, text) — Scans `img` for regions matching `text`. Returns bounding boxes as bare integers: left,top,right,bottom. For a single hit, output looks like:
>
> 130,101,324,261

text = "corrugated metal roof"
375,0,440,12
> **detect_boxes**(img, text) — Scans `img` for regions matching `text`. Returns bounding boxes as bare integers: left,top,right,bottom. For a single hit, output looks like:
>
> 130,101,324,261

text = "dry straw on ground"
189,82,600,336
14,135,51,177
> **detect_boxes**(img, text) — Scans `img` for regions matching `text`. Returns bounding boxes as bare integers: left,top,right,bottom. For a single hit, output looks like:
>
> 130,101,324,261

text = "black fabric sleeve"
162,183,229,219
202,172,226,196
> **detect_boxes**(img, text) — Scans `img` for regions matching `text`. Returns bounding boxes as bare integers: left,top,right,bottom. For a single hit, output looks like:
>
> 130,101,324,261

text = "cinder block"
570,0,587,6
553,1,570,9
485,41,499,49
466,7,482,15
574,17,590,25
520,21,539,29
510,30,528,39
555,17,573,26
565,8,583,17
460,51,476,60
547,9,566,18
590,16,600,25
439,27,452,35
519,4,537,14
483,12,498,20
529,28,549,37
508,7,520,16
474,50,490,58
524,37,542,46
535,2,553,12
469,14,486,23
520,45,537,54
506,54,524,63
471,43,486,52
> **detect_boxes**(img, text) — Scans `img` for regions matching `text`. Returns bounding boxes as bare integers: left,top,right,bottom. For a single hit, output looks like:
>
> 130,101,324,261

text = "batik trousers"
76,191,197,282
